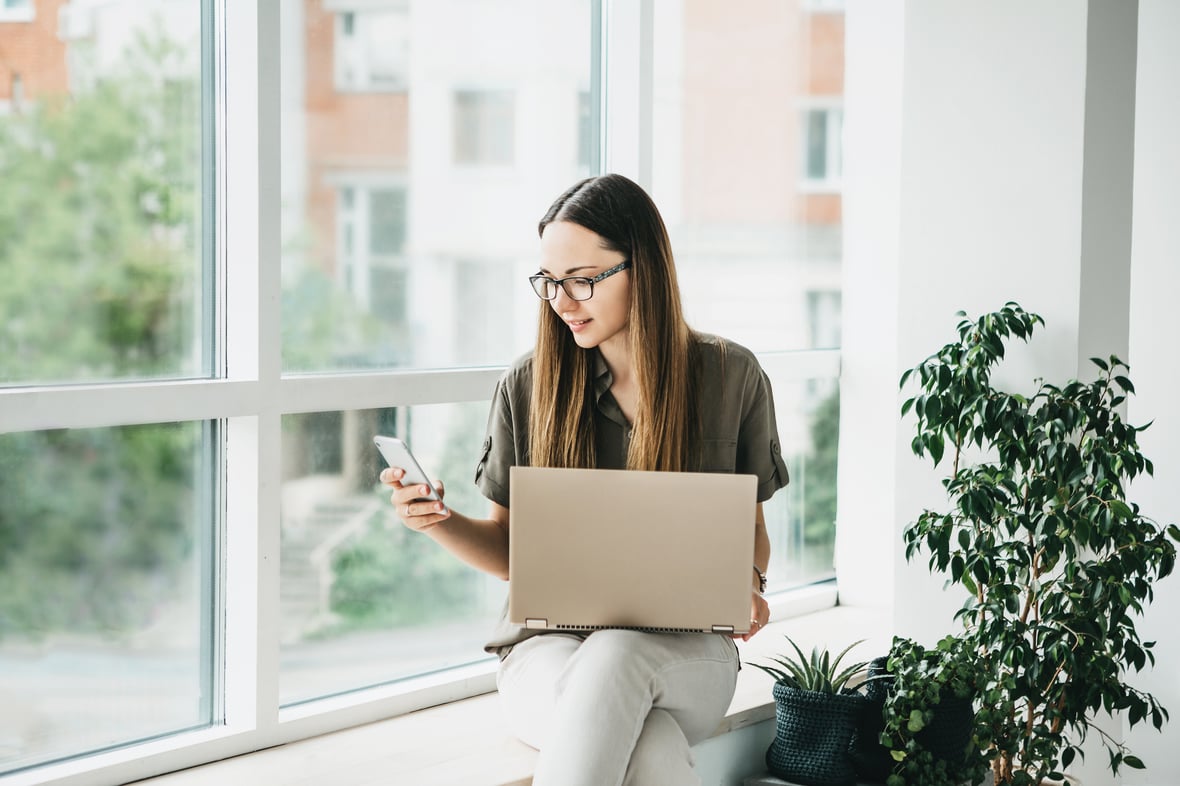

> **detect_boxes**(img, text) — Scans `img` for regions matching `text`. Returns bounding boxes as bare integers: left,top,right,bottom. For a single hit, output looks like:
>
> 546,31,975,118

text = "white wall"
840,1,1179,783
1123,2,1180,783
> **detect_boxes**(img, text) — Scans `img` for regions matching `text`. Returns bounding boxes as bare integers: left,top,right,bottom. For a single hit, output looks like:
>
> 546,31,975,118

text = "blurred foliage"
802,388,839,547
0,27,200,384
0,27,208,641
0,24,400,641
280,263,395,372
0,425,200,640
328,514,482,629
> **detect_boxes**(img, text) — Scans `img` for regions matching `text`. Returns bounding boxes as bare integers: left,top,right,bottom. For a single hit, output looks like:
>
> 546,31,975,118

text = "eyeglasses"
528,260,631,302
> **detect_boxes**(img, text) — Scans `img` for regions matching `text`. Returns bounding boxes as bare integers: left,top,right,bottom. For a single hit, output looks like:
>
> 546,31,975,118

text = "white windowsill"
129,602,889,786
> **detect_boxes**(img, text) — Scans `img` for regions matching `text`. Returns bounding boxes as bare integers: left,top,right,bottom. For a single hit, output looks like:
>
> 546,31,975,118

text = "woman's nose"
551,285,576,310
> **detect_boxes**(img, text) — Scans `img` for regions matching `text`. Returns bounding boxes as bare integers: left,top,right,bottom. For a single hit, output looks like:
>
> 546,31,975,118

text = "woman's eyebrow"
538,265,598,277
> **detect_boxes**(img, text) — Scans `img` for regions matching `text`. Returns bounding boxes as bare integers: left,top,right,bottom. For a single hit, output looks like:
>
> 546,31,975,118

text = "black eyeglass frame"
528,260,632,301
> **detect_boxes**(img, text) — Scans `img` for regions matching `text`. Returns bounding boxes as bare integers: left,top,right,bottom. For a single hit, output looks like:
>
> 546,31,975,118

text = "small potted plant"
854,635,988,786
899,303,1180,785
751,637,869,786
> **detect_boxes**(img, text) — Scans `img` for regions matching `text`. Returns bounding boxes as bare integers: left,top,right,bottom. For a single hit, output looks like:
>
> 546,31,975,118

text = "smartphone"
373,435,442,503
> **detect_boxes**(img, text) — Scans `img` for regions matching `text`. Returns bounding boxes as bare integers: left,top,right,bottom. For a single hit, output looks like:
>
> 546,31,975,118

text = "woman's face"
539,221,631,353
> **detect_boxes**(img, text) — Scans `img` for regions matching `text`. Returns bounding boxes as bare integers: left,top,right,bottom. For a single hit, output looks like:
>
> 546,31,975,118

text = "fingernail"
435,502,443,512
419,485,428,495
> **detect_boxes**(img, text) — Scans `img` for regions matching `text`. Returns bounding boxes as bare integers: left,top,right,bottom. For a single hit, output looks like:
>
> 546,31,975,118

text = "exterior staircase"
280,475,383,644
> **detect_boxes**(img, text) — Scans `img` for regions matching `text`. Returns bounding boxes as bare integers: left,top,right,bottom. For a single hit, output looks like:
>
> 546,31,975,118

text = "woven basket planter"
765,682,867,786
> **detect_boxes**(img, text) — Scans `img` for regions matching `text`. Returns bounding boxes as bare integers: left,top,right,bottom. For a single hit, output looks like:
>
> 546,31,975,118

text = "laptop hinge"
711,625,735,634
525,618,550,629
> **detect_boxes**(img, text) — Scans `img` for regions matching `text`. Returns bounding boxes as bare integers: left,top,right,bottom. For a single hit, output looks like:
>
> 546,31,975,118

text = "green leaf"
1111,500,1133,519
928,433,945,465
1124,755,1145,769
1091,356,1109,371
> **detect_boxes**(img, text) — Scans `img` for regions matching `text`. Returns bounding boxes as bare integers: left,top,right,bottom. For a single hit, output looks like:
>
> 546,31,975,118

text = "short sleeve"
737,364,791,503
474,362,530,508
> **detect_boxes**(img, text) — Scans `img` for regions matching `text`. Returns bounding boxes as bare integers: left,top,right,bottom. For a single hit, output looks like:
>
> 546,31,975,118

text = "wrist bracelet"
753,564,767,594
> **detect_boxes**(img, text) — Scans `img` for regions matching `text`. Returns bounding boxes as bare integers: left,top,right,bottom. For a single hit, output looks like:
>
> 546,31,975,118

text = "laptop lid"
508,466,757,635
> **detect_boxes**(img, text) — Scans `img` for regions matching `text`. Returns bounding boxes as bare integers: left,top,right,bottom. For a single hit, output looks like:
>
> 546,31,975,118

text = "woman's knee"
566,629,654,676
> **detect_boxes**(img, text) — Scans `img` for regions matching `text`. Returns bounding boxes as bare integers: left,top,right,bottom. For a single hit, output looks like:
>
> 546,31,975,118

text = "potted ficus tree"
899,303,1180,785
751,637,869,786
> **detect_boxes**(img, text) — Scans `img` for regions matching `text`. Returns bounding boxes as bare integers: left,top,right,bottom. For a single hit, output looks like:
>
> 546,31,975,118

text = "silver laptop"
508,466,757,635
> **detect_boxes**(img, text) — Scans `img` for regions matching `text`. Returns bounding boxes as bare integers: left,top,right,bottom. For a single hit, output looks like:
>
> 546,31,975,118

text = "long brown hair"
528,174,700,472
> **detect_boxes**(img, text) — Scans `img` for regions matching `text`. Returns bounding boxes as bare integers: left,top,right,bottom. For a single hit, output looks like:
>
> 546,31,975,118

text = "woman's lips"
566,318,591,333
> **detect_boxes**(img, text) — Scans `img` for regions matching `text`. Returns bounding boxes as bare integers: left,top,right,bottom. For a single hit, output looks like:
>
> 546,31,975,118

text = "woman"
382,173,789,785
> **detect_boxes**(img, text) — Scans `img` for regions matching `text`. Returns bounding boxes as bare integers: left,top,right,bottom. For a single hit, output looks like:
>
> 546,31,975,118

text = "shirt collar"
591,349,613,404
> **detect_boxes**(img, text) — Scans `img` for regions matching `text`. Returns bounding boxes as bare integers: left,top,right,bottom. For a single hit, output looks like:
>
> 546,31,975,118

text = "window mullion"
603,0,653,187
221,0,282,738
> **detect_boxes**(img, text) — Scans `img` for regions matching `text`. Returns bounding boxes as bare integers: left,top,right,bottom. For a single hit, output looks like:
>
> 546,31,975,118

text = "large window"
0,2,844,782
279,402,502,706
651,2,844,588
278,0,592,709
0,0,212,776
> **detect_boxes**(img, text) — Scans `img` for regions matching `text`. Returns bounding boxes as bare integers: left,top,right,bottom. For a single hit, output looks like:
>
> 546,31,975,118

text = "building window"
0,0,34,23
808,290,842,350
452,90,515,166
801,0,845,11
800,105,843,190
334,7,409,92
337,184,408,327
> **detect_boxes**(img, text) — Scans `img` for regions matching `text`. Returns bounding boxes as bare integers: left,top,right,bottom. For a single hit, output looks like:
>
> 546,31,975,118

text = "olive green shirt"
474,333,790,655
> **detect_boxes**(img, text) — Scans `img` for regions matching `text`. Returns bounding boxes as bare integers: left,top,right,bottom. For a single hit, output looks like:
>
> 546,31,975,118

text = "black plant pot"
850,657,977,784
849,658,895,783
766,682,867,786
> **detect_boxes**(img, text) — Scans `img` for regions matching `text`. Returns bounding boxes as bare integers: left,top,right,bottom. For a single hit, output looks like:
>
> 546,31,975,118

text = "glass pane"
0,1,209,386
763,376,839,589
281,1,594,373
280,402,503,705
805,109,829,179
651,3,844,353
0,422,215,774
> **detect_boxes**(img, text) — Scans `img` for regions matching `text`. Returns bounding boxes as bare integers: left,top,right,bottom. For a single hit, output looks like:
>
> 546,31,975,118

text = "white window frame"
0,2,840,783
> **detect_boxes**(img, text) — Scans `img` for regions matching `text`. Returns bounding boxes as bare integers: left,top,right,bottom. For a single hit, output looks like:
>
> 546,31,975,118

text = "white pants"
496,630,739,786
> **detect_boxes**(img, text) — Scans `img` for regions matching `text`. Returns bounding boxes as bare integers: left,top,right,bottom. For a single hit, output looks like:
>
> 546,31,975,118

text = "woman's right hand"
380,467,451,532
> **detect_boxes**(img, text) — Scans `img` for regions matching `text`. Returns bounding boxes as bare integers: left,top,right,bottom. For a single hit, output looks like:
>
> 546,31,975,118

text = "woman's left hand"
736,590,770,642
